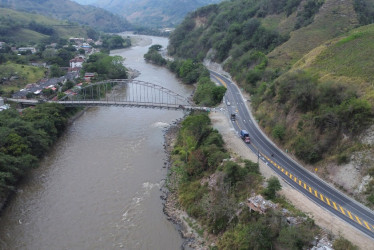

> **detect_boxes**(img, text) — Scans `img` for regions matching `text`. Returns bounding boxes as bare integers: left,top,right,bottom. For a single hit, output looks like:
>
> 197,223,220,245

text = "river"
0,35,193,249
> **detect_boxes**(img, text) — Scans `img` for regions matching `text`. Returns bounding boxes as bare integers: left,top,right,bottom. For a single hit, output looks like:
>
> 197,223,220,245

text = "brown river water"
0,35,193,249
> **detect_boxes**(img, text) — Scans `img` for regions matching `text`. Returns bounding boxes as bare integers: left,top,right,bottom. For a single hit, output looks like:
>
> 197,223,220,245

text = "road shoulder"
209,110,374,249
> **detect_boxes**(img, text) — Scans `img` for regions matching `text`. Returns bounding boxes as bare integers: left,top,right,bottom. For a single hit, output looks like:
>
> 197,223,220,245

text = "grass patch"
311,24,374,82
274,195,306,217
0,62,46,92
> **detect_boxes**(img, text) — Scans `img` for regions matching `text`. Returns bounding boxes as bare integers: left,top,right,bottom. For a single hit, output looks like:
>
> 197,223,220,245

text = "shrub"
263,176,281,199
333,236,358,250
292,135,322,163
272,124,286,141
244,159,259,174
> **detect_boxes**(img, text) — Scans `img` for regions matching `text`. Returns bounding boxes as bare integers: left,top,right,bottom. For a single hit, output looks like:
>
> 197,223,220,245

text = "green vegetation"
0,8,91,44
144,45,167,66
144,47,226,106
168,0,290,62
167,0,374,206
169,112,321,248
168,0,374,169
354,0,374,25
0,62,45,92
263,176,282,199
0,104,78,199
82,53,128,80
294,0,324,29
0,0,132,32
94,0,223,29
101,35,131,51
333,236,358,250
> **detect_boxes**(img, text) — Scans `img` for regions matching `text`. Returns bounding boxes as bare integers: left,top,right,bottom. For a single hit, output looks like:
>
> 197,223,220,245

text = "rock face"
247,194,278,214
328,149,374,196
360,125,374,146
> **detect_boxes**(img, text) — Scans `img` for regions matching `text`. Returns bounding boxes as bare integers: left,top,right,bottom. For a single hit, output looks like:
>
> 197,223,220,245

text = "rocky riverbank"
162,119,209,250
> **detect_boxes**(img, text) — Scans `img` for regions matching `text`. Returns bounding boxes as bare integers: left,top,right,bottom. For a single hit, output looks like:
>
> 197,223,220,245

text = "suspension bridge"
7,79,205,111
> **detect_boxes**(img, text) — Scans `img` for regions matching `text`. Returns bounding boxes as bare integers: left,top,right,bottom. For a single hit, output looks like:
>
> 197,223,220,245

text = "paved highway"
210,70,374,239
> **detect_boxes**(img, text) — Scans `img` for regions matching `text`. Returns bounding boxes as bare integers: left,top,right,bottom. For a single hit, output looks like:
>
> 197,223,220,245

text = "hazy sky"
73,0,97,5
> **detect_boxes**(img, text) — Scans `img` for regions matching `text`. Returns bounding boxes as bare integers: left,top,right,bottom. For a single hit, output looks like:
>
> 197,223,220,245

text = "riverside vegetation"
143,42,356,249
0,6,129,206
0,104,79,204
168,0,374,205
144,45,226,107
167,112,357,249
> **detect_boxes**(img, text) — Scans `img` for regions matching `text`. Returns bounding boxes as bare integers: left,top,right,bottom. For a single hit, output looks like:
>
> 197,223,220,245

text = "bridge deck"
6,98,205,111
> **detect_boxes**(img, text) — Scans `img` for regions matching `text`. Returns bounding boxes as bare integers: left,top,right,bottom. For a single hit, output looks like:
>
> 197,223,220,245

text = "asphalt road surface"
210,70,374,239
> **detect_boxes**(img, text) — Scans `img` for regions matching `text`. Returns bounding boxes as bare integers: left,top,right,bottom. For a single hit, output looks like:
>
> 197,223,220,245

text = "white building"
18,47,36,54
69,57,84,68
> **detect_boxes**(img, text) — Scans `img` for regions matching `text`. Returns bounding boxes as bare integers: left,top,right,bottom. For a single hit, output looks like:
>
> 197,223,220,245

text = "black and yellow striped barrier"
263,154,374,232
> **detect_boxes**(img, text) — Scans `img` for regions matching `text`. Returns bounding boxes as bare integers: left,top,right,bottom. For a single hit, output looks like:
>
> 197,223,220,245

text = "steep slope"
0,8,91,43
268,0,359,69
168,0,374,205
92,0,223,28
0,0,132,32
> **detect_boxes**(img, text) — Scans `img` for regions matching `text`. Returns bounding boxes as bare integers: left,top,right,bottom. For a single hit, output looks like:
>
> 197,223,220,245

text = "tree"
49,64,64,78
263,176,281,199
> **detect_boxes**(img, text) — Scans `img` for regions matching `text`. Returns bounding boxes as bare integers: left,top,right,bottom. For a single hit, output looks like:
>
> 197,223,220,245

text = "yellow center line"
340,206,346,215
290,174,293,179
285,171,288,176
215,75,227,88
355,216,363,225
314,190,318,197
325,197,331,206
304,183,307,189
347,210,353,220
299,180,302,186
309,187,312,193
281,168,284,172
333,202,338,210
320,194,324,202
294,177,297,182
363,221,371,230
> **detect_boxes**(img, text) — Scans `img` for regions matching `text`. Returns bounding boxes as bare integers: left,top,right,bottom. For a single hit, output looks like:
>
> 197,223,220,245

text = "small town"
1,37,103,103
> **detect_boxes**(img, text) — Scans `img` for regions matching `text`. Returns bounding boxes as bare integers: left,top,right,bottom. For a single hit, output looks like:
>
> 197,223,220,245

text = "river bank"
0,34,191,249
163,120,209,249
162,105,373,249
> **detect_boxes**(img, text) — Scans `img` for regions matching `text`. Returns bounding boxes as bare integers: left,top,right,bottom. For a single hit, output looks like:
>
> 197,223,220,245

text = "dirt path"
209,109,374,249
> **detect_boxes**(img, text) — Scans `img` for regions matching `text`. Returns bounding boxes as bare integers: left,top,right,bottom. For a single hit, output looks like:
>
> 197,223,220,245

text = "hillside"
168,0,374,205
0,8,91,44
0,0,132,32
81,0,223,28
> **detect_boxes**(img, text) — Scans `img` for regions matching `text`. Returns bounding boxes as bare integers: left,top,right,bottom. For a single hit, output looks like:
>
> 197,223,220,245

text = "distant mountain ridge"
73,0,224,28
0,0,132,32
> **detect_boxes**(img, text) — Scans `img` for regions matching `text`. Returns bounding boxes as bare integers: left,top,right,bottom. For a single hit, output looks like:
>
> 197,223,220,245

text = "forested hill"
168,0,374,205
82,0,224,28
0,8,95,44
0,0,132,32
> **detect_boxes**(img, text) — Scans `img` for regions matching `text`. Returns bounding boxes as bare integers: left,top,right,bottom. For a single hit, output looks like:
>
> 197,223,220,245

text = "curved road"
210,70,374,240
